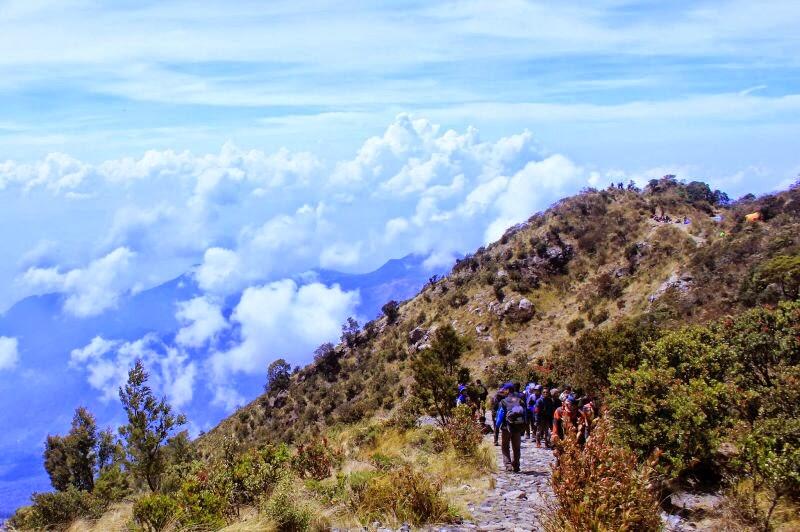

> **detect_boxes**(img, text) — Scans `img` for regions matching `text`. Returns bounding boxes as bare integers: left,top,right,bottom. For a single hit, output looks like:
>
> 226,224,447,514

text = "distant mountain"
0,254,444,517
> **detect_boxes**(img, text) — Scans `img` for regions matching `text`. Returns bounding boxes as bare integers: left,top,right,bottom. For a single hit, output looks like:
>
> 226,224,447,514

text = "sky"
1,0,800,496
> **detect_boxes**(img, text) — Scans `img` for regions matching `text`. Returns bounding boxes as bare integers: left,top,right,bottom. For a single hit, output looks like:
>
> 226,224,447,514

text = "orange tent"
745,212,762,222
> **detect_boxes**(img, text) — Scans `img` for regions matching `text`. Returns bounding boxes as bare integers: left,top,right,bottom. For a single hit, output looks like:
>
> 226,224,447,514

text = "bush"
93,464,131,503
565,317,585,336
352,465,456,526
444,405,483,456
10,488,107,529
262,478,312,531
390,396,424,430
133,493,179,532
545,420,661,532
292,437,342,480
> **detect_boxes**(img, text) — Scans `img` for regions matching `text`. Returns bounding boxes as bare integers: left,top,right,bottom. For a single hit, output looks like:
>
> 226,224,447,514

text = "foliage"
266,358,292,393
93,464,131,503
261,477,313,532
565,317,585,336
313,342,340,381
351,465,456,526
9,488,107,530
410,325,467,424
341,317,361,348
118,360,187,492
545,420,662,532
389,395,424,430
292,437,342,480
382,300,400,324
43,407,100,492
443,405,483,456
132,493,180,532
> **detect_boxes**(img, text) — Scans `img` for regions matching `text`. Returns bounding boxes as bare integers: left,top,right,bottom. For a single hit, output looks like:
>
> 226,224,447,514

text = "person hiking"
552,394,580,442
526,385,542,440
475,379,489,419
559,385,572,404
578,396,596,444
551,387,562,411
535,387,555,448
496,382,527,472
455,385,469,407
490,386,508,446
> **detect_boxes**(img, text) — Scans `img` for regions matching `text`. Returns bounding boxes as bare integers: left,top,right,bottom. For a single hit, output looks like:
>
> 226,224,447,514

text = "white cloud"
20,247,135,317
0,337,19,371
208,279,359,382
70,333,197,408
175,296,227,348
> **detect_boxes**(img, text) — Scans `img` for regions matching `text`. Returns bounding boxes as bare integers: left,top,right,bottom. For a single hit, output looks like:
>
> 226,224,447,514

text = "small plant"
352,465,456,526
545,420,661,532
565,317,585,336
292,437,342,480
132,493,179,532
390,396,423,430
262,478,312,531
444,405,483,457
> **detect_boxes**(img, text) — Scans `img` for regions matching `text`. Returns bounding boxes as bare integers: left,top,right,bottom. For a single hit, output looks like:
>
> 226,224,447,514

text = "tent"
745,212,762,222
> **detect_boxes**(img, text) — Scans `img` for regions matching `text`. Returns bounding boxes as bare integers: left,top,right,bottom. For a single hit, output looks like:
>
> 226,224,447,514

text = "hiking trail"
442,435,555,531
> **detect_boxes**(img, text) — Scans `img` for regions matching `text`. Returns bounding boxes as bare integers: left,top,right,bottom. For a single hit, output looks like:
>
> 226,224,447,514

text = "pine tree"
118,360,186,491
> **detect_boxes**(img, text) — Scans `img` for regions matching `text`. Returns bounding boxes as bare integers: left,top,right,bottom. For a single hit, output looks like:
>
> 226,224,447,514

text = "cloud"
0,337,19,371
20,247,135,317
207,280,359,408
70,334,197,408
175,296,228,348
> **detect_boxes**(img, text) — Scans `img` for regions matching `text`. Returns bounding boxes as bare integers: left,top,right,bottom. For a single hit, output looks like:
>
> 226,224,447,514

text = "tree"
381,300,400,324
314,342,340,381
754,255,800,300
266,358,291,393
411,325,467,424
340,317,360,348
118,360,186,492
43,407,99,492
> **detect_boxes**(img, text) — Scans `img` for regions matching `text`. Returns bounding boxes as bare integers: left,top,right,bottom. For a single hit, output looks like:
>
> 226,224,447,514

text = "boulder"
408,327,426,345
501,298,535,323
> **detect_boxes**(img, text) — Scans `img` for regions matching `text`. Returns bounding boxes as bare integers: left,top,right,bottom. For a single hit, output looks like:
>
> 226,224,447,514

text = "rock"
669,491,723,517
270,390,288,409
501,298,535,323
408,327,426,345
504,490,527,500
476,324,489,334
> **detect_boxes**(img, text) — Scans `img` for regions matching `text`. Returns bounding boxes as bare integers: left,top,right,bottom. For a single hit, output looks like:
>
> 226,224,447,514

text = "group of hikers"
456,381,596,473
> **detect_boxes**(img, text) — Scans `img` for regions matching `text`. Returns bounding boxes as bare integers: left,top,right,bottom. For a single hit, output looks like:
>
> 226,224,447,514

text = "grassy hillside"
199,177,798,455
13,176,800,531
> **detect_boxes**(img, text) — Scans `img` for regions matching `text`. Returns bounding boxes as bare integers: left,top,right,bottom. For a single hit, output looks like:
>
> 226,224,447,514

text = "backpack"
504,395,526,427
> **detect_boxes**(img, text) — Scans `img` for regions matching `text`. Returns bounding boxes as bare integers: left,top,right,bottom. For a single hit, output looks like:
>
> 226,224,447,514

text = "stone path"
441,434,555,531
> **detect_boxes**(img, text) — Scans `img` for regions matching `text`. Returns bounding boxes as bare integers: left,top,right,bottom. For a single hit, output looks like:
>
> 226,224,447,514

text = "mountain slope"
199,179,798,454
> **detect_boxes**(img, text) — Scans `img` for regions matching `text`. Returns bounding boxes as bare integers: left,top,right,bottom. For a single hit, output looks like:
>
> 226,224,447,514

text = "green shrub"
389,396,423,430
132,493,179,532
11,488,107,529
261,478,312,531
545,420,661,532
93,464,131,503
351,465,456,526
444,405,483,457
565,317,585,336
232,444,291,505
291,437,342,480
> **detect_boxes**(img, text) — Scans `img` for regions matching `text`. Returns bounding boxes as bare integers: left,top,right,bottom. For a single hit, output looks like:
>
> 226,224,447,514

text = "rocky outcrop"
649,272,694,302
488,298,535,323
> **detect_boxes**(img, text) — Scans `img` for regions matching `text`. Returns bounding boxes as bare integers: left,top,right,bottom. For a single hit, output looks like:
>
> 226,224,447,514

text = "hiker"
475,379,489,418
558,385,572,404
491,385,509,446
578,396,596,443
551,387,562,411
526,384,542,440
496,382,527,472
552,394,580,442
535,387,555,448
456,385,469,407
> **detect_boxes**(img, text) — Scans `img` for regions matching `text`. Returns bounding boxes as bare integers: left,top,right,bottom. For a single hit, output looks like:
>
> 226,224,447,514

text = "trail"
445,435,555,531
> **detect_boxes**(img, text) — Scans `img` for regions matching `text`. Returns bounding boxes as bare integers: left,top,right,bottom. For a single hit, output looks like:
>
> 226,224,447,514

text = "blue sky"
1,0,800,504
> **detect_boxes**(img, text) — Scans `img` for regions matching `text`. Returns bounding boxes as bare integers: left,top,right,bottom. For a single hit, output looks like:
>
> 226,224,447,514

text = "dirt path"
444,434,555,531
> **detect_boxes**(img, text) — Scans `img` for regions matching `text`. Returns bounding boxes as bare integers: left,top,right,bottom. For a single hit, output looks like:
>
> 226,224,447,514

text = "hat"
501,382,514,391
566,394,577,404
458,385,467,392
535,384,543,391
